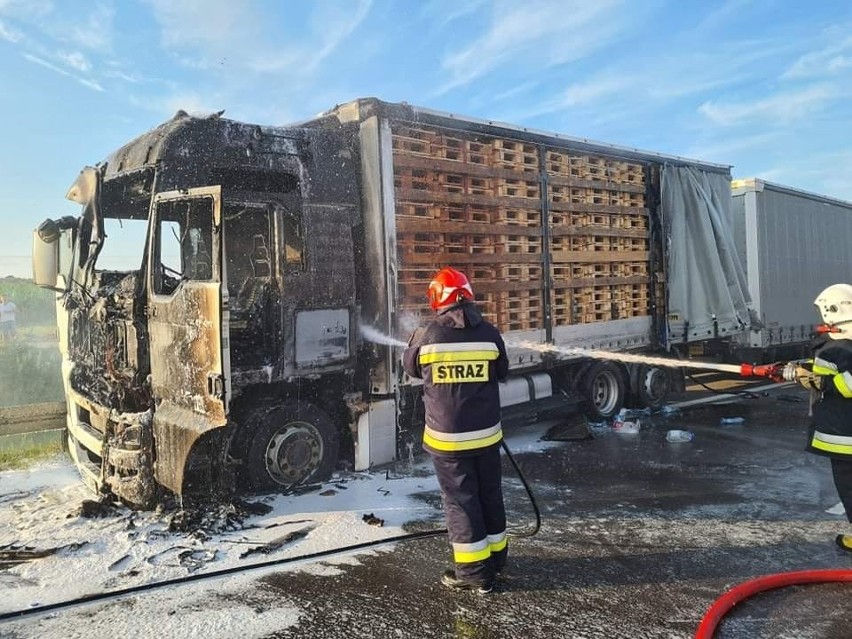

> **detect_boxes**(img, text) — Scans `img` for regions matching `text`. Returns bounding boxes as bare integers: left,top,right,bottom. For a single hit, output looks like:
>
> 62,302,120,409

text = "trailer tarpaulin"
662,165,757,347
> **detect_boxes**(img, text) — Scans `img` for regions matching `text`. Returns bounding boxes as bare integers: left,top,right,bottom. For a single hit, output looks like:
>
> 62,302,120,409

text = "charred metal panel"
147,187,228,495
267,203,358,379
302,204,357,305
103,115,302,183
148,281,227,494
351,115,396,395
148,283,226,419
152,402,217,496
295,309,350,366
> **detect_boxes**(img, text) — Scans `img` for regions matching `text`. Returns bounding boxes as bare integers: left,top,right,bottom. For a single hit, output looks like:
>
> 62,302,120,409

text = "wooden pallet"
500,235,542,254
612,213,648,230
493,139,539,173
614,262,649,277
498,207,540,227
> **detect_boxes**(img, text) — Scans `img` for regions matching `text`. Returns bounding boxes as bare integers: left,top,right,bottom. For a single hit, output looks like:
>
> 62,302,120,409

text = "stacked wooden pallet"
546,147,650,326
391,123,652,331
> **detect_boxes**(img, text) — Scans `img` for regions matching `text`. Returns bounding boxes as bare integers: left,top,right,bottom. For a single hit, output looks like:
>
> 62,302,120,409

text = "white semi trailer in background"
731,178,852,360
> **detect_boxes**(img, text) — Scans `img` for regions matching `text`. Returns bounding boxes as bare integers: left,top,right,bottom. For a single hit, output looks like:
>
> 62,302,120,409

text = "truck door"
147,186,230,495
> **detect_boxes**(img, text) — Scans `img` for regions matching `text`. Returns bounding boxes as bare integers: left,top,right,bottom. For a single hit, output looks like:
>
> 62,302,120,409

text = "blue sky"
1,0,851,277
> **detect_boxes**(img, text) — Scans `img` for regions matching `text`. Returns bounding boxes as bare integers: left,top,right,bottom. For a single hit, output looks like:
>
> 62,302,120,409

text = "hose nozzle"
816,324,841,334
740,362,783,381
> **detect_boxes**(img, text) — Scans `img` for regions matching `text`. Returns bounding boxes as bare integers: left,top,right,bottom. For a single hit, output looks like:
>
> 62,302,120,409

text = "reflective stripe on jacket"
402,302,509,457
808,336,852,459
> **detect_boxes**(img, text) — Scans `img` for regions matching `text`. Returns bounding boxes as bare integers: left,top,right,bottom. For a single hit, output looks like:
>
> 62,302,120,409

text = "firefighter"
402,267,509,593
783,283,852,552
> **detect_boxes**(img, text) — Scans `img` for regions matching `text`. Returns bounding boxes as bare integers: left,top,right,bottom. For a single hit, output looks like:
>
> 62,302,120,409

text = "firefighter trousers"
831,457,852,523
430,444,508,585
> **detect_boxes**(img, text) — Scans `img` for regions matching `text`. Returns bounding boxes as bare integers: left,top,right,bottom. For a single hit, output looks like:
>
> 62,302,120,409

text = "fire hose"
695,569,852,639
695,354,851,637
0,439,539,622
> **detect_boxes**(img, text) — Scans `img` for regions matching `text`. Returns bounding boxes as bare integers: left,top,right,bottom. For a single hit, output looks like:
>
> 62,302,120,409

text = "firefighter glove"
782,363,822,390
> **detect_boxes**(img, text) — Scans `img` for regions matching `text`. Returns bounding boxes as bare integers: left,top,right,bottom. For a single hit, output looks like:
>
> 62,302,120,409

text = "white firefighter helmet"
814,283,852,338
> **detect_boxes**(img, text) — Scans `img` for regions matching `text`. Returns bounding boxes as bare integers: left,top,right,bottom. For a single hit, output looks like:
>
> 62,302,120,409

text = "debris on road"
362,513,385,527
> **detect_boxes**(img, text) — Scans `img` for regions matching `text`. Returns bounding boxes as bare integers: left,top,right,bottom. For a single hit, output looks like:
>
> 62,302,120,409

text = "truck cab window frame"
152,196,217,296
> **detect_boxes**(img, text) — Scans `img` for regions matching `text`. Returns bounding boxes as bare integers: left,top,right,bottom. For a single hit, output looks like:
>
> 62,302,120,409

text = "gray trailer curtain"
662,165,757,347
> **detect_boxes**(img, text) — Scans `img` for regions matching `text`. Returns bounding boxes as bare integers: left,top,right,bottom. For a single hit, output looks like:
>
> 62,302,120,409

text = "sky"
0,0,851,277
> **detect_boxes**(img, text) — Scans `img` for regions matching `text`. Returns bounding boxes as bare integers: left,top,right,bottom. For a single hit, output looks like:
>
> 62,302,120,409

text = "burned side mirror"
32,226,59,288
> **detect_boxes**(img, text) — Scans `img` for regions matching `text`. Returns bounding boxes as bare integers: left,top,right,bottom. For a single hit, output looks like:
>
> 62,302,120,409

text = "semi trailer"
31,98,755,508
732,178,852,359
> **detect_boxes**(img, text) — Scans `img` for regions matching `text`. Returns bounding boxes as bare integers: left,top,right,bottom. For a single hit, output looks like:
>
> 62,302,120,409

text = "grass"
0,431,65,471
14,325,59,341
0,341,64,407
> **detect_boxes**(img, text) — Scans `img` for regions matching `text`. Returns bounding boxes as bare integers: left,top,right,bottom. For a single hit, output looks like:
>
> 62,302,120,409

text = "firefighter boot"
441,570,493,594
835,534,852,553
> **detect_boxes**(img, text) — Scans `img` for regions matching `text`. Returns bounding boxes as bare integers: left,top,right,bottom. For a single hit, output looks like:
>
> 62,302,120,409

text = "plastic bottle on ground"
719,417,745,426
666,429,694,443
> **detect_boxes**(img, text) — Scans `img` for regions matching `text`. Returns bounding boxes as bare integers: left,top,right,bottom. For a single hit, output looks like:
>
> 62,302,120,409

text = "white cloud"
0,0,52,20
0,1,114,51
307,0,372,70
503,37,788,124
684,131,781,163
755,150,852,202
147,0,260,53
560,76,634,108
437,0,628,95
692,0,759,33
146,0,372,76
62,3,114,51
0,18,23,42
57,50,91,72
128,88,225,120
23,51,69,75
421,0,489,26
782,33,852,80
22,52,104,91
698,84,840,126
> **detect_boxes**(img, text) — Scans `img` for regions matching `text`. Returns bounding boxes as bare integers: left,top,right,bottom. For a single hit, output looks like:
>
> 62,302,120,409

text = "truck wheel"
636,365,671,409
247,402,339,492
580,362,625,420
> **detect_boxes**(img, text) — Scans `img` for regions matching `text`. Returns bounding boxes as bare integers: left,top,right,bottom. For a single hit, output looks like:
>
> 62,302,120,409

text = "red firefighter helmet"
427,267,474,311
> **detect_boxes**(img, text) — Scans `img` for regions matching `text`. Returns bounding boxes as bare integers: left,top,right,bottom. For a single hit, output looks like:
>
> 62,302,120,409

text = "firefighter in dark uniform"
783,283,852,552
402,267,509,593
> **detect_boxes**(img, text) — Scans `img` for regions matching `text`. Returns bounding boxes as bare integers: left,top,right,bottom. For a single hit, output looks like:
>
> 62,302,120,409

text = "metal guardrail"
0,402,66,436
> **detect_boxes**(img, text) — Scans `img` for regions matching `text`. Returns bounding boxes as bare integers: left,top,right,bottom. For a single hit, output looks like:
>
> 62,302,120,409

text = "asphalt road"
257,383,852,639
3,380,851,639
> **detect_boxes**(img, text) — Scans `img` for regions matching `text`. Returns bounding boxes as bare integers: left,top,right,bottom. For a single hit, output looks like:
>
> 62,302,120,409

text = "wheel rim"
591,370,620,415
642,367,670,405
263,420,324,486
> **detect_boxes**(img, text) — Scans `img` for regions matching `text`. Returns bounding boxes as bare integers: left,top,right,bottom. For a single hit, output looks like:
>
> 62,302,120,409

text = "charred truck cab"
34,99,753,508
33,111,367,507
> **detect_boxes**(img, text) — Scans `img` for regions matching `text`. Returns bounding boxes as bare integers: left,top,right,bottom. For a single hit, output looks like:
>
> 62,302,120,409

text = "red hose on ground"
695,569,852,639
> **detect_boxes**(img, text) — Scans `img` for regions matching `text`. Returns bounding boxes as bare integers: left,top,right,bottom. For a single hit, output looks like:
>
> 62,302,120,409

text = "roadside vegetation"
0,277,64,468
0,277,62,408
0,434,63,471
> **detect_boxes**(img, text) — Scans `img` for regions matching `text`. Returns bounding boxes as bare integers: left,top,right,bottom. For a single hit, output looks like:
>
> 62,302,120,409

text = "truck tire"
635,365,671,409
580,362,625,420
246,401,339,493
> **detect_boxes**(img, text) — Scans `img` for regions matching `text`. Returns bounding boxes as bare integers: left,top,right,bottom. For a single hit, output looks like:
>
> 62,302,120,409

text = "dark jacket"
402,302,509,457
808,335,852,459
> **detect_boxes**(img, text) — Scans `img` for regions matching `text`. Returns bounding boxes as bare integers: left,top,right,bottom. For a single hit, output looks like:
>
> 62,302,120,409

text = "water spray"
358,324,407,348
359,324,787,381
506,340,745,374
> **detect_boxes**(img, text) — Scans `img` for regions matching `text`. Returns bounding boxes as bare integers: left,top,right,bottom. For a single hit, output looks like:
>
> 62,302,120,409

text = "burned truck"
32,98,754,508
